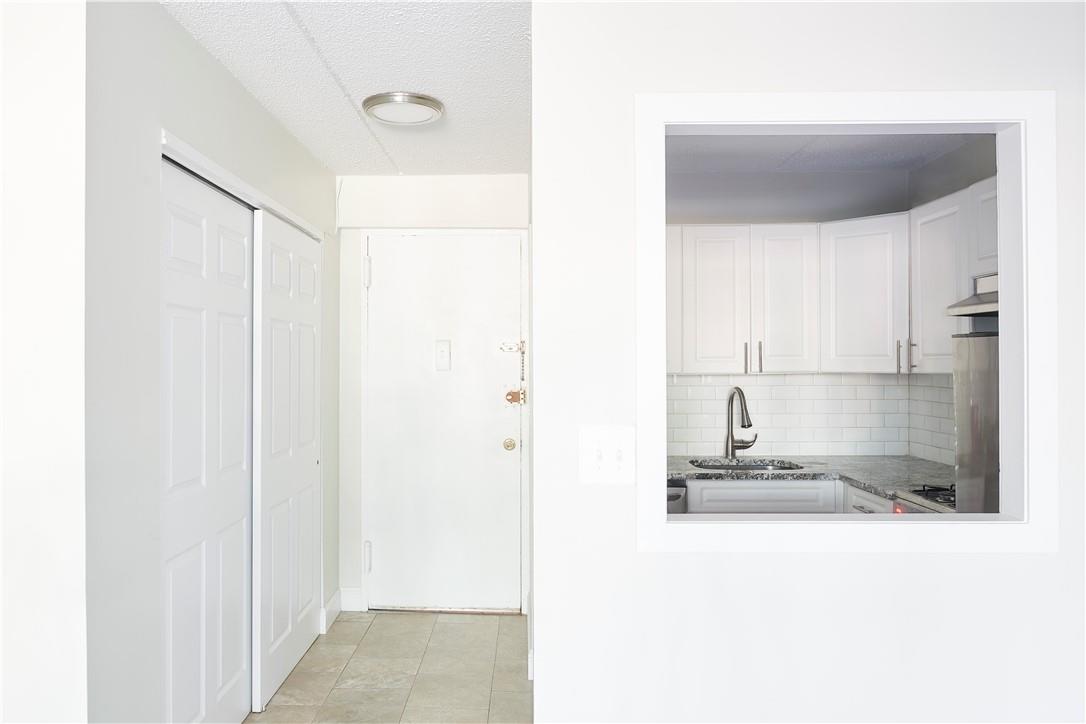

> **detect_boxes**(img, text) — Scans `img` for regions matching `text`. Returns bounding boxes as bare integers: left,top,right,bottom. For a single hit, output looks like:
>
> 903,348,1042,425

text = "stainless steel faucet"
724,386,758,459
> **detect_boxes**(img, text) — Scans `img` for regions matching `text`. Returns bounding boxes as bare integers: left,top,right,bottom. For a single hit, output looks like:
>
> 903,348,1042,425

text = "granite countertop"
667,455,954,501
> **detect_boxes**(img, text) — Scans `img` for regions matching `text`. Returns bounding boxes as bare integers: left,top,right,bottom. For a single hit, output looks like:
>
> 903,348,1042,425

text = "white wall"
337,176,530,606
533,3,1084,721
337,174,530,229
1,3,88,721
86,4,335,719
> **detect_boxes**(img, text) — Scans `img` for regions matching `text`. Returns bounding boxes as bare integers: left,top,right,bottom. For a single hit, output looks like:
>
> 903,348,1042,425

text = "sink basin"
689,457,803,471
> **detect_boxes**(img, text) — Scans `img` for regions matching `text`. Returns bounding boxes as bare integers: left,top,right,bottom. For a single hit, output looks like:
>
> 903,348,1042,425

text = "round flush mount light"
362,92,444,126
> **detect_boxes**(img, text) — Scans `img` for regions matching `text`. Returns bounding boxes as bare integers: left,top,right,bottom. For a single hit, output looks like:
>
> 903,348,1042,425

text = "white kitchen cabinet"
818,213,909,373
750,224,820,373
681,225,751,374
967,176,998,280
909,189,970,373
843,485,894,514
665,224,683,373
685,478,838,514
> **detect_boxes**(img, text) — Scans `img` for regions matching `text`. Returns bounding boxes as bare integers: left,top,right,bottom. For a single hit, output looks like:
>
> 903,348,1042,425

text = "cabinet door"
819,214,909,373
665,225,683,373
910,190,970,373
681,225,751,373
844,485,894,514
685,479,838,513
750,224,819,373
967,176,998,279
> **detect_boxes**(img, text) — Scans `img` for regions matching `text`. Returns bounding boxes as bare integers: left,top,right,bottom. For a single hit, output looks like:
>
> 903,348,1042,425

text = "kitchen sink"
689,457,803,471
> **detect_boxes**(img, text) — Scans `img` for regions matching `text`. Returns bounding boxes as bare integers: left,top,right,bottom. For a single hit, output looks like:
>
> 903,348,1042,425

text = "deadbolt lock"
503,438,517,451
505,389,526,405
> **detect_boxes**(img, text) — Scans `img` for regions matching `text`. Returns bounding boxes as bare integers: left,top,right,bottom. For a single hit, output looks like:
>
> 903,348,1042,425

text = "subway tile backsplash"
906,374,955,465
667,372,956,465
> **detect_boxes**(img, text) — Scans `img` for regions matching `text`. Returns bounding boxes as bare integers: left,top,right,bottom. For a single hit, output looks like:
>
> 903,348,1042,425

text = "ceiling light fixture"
362,92,444,126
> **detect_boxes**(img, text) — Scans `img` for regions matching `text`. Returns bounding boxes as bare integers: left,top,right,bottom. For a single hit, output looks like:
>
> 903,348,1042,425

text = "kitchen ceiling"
163,1,530,175
667,134,978,175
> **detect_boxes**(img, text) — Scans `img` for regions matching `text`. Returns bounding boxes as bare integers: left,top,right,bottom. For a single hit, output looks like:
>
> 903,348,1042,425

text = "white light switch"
435,340,452,371
578,424,635,486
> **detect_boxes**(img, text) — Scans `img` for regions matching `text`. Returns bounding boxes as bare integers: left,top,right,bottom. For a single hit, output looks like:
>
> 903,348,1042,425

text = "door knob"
503,438,517,451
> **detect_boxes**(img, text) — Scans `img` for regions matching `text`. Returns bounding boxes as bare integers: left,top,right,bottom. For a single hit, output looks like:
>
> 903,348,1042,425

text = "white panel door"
909,189,970,373
253,212,321,709
819,213,909,373
967,176,998,280
160,161,252,724
750,223,819,373
665,225,682,373
681,225,751,374
365,230,523,610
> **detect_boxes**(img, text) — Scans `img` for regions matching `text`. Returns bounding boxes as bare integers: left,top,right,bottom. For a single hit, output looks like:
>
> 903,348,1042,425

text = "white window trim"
634,91,1058,553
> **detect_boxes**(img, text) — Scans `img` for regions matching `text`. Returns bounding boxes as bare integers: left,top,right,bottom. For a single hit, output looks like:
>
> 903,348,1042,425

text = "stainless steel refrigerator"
952,332,999,513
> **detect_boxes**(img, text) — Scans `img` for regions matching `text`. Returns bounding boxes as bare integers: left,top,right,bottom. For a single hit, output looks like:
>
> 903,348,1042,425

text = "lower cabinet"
843,484,895,514
682,479,895,514
685,478,838,514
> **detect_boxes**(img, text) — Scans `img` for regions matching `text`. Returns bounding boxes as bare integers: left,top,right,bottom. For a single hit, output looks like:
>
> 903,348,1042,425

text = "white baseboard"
340,587,366,611
319,590,342,633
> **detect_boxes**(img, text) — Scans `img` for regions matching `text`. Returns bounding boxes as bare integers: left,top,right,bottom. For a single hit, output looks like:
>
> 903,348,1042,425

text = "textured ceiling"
163,1,530,175
667,134,978,175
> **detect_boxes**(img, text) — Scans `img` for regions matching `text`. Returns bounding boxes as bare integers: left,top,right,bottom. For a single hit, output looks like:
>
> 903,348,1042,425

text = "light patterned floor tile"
313,687,410,723
335,657,420,690
488,691,532,724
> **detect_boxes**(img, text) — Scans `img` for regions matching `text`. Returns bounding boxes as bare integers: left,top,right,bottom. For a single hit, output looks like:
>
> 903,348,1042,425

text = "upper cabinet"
681,225,751,374
819,213,909,374
667,177,995,376
909,189,970,373
750,224,820,373
967,176,998,280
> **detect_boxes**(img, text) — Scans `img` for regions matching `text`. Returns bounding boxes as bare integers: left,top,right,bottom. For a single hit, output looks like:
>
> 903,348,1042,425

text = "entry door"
160,160,252,724
365,230,523,610
253,211,322,708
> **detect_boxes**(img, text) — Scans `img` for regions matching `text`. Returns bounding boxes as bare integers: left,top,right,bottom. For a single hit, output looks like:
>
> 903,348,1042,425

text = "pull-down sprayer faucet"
724,386,757,459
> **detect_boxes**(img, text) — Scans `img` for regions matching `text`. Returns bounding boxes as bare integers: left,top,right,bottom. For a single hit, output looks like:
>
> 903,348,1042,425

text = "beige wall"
337,174,529,229
532,2,1084,721
86,4,335,719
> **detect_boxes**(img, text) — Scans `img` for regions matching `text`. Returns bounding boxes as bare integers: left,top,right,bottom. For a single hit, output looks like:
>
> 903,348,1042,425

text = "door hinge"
505,388,527,405
499,340,525,353
363,255,373,288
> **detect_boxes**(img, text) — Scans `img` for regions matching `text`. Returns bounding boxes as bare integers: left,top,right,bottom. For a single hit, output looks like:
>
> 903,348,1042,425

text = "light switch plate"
578,424,636,486
435,339,452,371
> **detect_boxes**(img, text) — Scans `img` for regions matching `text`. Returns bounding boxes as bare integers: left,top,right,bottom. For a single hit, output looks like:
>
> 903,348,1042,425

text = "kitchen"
663,131,1000,517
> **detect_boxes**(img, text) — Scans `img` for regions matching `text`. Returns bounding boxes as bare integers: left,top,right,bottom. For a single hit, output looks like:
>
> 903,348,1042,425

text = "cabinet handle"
744,341,749,374
909,339,918,370
896,340,902,374
758,341,763,373
852,504,876,514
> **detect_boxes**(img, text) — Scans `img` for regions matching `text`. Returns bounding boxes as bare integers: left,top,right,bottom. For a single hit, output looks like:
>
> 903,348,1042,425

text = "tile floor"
246,611,532,724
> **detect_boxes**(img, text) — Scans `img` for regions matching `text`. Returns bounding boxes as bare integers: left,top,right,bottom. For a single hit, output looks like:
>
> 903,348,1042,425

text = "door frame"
350,227,532,613
160,130,329,713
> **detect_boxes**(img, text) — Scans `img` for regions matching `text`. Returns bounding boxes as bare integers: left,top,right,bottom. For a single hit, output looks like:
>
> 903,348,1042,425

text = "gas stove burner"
909,484,956,505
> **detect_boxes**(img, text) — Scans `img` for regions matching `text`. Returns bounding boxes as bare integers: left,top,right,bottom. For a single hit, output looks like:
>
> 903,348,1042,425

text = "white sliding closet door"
160,160,253,724
253,211,322,710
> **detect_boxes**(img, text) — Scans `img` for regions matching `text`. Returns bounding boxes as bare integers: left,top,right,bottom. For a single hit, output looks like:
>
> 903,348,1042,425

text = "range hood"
947,274,998,317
